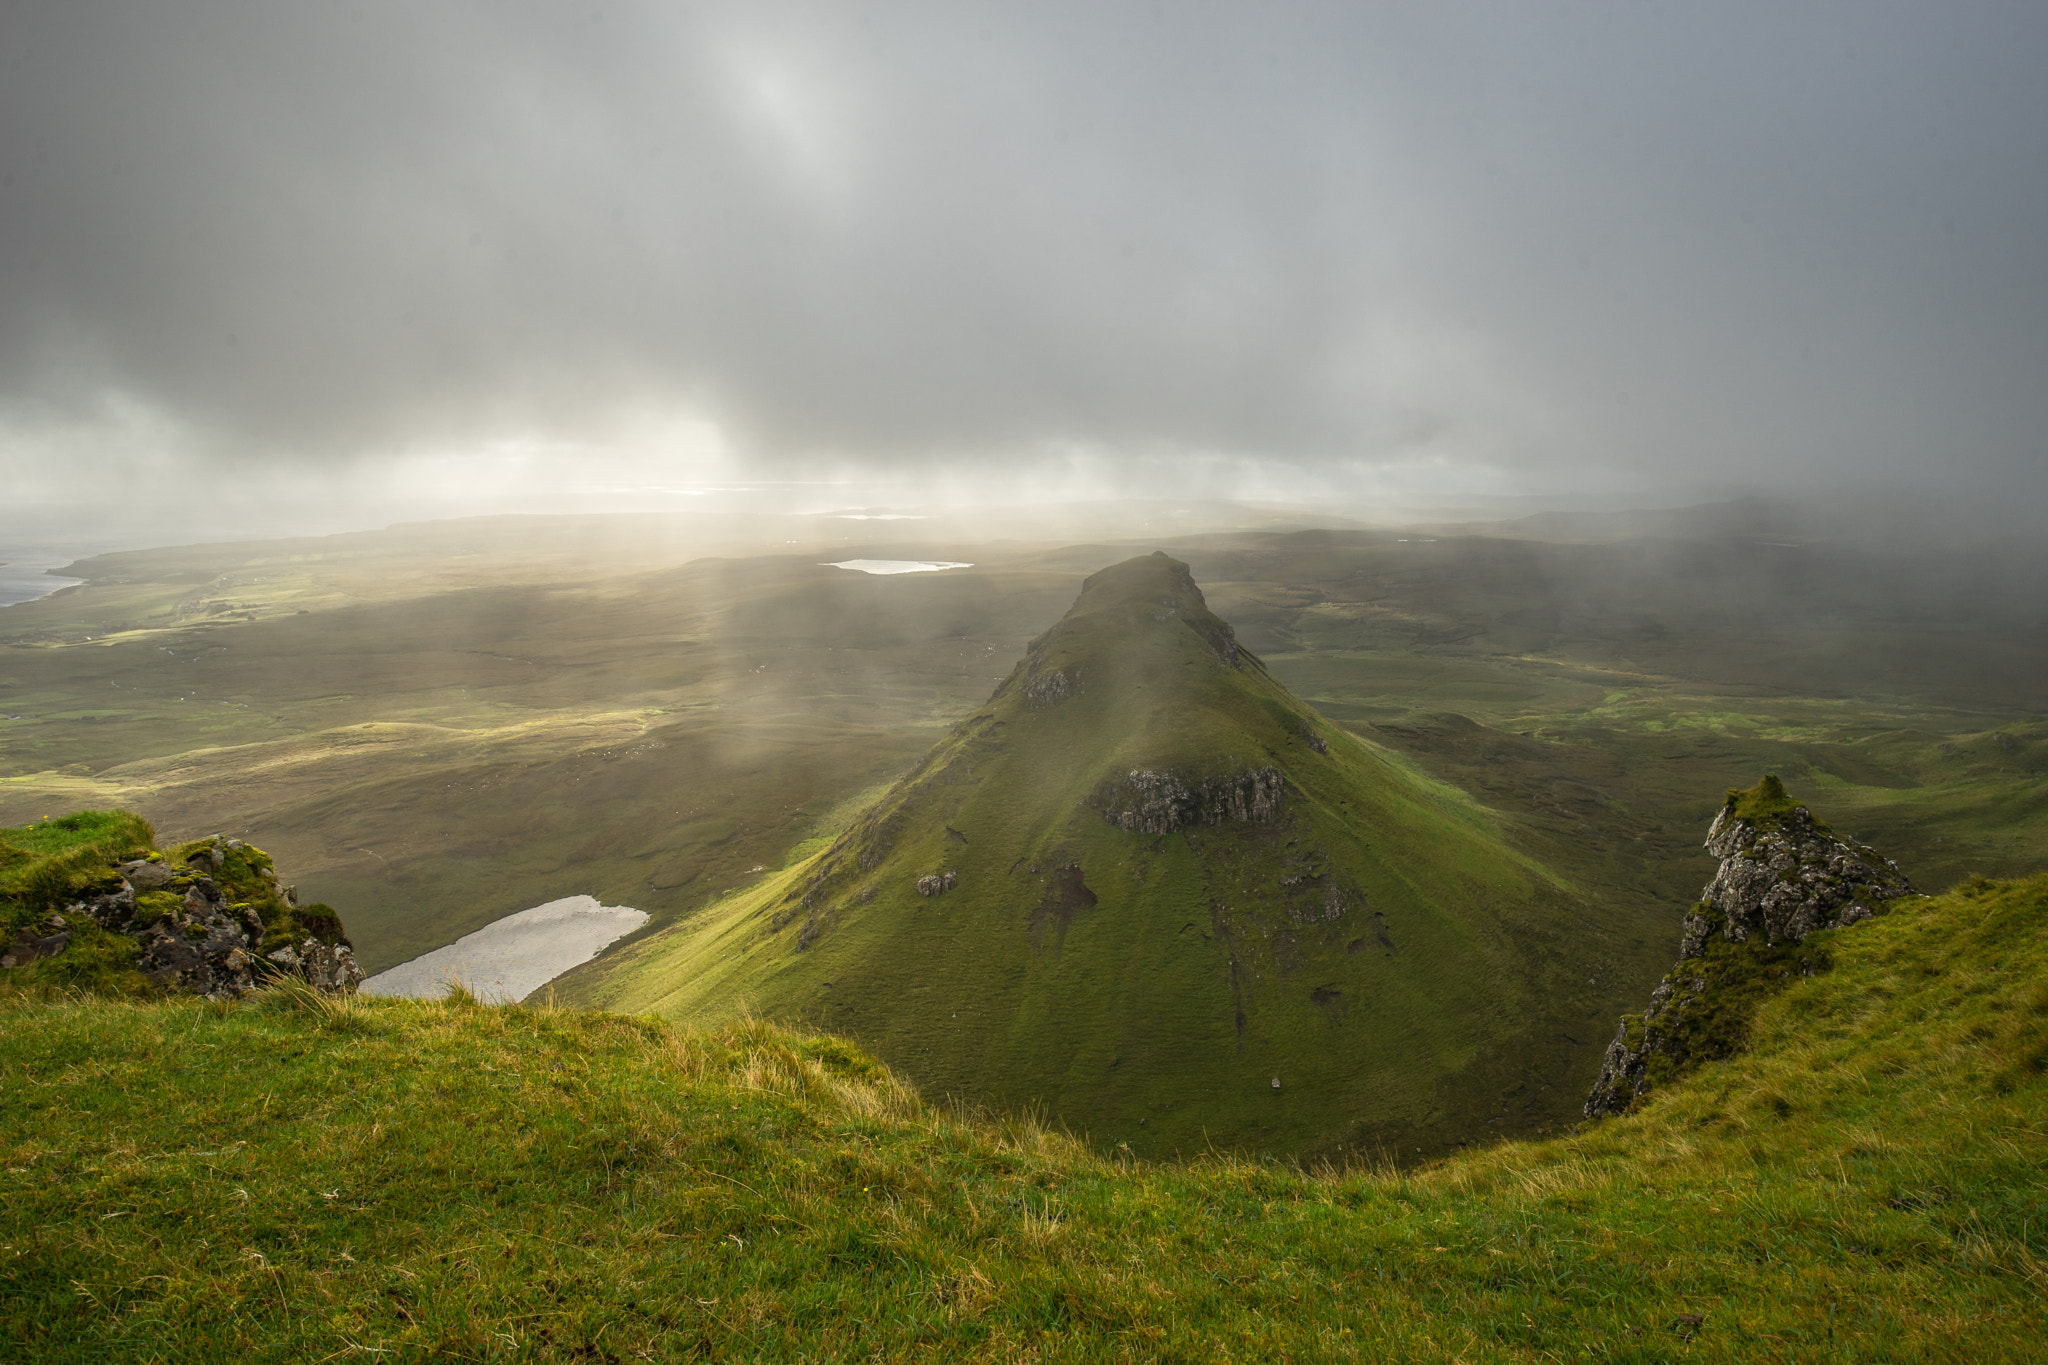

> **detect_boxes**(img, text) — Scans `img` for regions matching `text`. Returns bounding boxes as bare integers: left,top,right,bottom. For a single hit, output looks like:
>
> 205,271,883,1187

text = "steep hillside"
566,553,1641,1158
5,873,2042,1362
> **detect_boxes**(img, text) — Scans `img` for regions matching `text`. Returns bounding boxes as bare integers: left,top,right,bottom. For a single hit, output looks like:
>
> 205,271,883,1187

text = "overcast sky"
3,1,2045,523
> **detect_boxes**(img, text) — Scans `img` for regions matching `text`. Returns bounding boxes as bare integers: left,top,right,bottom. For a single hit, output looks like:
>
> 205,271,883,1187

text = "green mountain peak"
572,555,1604,1157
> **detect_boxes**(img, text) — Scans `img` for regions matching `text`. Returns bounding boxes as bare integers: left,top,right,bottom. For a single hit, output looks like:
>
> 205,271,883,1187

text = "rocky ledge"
4,833,363,999
1091,766,1285,835
1584,776,1915,1119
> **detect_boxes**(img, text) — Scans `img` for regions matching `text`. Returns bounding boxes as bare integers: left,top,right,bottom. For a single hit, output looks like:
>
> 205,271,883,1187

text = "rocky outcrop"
7,834,363,999
916,871,958,896
1681,802,1911,955
1584,778,1914,1118
1,915,74,969
1092,767,1285,835
1024,668,1079,707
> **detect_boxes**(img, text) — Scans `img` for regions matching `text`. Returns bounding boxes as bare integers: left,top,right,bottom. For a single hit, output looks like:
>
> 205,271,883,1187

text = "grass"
3,872,2043,1361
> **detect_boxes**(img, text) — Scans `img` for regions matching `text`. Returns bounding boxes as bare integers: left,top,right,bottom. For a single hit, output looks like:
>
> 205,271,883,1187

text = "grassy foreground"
5,876,2045,1361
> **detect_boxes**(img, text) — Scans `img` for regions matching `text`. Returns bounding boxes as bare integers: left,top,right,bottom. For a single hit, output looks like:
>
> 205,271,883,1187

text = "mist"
4,1,2046,540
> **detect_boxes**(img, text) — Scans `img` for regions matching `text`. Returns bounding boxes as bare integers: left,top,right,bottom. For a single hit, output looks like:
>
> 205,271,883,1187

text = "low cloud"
3,1,2045,520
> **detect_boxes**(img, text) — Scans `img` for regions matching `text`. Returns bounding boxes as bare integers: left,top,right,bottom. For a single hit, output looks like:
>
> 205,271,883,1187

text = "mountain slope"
567,553,1622,1156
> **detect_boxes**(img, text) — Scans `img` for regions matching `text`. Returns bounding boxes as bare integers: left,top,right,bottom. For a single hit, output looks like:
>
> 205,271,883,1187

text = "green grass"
4,872,2043,1361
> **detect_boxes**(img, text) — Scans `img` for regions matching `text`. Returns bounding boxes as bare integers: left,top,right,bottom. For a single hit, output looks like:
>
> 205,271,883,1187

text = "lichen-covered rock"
1092,767,1285,835
1681,803,1911,955
271,939,365,993
1584,778,1915,1119
128,865,363,999
916,871,959,896
116,858,177,891
0,915,74,968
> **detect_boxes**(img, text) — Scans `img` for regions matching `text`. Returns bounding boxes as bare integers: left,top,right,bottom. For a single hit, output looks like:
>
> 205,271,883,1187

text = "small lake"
823,560,974,575
360,895,648,1003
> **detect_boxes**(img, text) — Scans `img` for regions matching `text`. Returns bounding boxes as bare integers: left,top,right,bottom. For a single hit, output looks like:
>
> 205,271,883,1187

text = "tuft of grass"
1721,772,1833,833
249,973,380,1034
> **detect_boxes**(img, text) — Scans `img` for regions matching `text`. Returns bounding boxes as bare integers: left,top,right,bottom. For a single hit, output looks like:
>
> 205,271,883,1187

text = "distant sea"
0,545,90,609
0,526,202,608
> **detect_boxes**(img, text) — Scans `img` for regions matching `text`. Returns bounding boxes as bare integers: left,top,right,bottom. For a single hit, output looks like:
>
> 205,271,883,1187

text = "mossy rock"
132,890,183,929
3,810,353,996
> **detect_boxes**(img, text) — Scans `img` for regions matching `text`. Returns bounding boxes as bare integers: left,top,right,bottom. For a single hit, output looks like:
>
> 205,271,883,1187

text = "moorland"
1,500,2044,1153
4,499,2046,1360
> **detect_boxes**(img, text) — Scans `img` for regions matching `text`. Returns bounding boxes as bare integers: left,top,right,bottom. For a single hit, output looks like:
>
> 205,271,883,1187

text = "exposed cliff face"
2,826,363,999
1090,766,1285,835
1023,667,1079,707
1585,777,1914,1118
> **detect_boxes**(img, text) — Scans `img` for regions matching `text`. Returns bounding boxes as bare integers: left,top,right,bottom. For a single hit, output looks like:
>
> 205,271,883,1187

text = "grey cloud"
2,1,2044,502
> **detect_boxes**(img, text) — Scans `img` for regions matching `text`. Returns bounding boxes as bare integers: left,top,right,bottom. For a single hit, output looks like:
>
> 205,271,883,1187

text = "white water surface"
360,895,648,1003
823,559,973,575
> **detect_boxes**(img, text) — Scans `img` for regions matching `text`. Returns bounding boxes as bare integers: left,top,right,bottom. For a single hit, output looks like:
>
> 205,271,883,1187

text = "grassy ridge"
4,874,2043,1362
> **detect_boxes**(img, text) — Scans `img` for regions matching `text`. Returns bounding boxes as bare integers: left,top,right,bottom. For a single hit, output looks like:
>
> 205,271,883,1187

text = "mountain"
566,552,1632,1157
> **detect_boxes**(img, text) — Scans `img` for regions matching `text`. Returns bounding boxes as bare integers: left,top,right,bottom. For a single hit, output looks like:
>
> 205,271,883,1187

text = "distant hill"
564,552,1644,1157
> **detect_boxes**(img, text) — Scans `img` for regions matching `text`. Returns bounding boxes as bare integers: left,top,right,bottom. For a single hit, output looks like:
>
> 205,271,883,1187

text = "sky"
3,1,2046,529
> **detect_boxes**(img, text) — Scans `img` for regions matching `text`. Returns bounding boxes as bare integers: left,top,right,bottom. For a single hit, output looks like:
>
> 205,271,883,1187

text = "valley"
2,506,2044,1158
